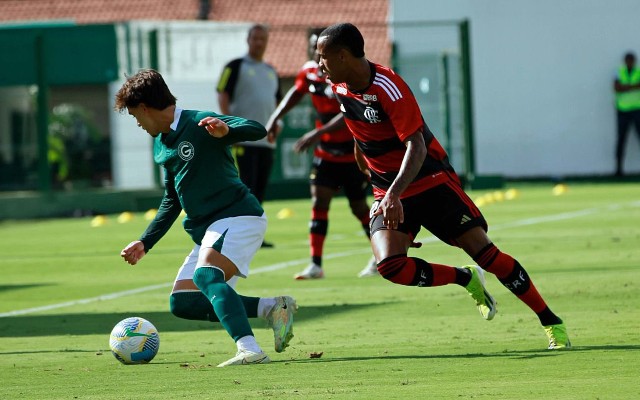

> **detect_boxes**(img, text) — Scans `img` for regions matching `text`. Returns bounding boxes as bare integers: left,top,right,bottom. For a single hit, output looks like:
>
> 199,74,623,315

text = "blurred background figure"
613,51,640,177
265,28,376,280
217,23,282,247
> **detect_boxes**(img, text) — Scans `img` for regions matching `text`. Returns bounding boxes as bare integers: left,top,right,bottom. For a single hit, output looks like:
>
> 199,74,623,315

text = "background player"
313,23,570,350
265,28,377,279
217,24,281,247
115,69,296,367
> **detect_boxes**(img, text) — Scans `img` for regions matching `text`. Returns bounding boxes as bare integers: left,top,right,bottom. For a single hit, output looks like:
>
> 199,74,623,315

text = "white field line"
1,201,637,318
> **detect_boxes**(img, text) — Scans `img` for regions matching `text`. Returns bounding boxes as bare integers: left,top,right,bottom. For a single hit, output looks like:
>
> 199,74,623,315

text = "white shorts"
173,214,267,290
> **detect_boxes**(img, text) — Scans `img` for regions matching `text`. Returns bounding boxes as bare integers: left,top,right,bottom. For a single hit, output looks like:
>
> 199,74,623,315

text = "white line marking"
2,201,637,318
0,284,170,317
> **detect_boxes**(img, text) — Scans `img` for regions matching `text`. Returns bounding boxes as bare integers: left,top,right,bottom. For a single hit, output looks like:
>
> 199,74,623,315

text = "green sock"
192,266,253,341
169,292,260,321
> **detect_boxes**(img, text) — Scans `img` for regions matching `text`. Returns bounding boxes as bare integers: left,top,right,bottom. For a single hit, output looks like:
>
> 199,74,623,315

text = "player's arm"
294,113,346,152
214,114,267,144
372,129,426,229
216,59,241,114
265,86,306,142
388,130,427,197
122,172,182,265
218,91,231,115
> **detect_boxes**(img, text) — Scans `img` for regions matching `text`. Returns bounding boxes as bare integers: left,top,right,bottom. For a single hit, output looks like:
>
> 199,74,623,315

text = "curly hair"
114,69,177,112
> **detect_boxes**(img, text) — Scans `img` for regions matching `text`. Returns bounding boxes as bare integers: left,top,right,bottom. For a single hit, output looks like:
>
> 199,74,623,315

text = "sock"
257,297,277,319
236,335,262,353
473,243,561,324
192,266,253,342
310,208,328,267
169,292,260,321
454,267,473,286
377,254,458,287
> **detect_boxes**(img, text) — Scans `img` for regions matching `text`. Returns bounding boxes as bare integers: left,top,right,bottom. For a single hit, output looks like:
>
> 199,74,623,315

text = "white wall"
391,0,640,178
110,21,251,189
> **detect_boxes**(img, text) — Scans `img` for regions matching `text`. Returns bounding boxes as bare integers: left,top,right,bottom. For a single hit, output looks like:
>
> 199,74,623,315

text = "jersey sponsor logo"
178,141,195,161
363,94,377,102
336,86,348,95
364,106,381,123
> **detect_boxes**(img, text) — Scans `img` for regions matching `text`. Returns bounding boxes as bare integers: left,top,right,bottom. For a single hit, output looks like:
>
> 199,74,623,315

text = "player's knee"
377,254,414,285
192,265,225,289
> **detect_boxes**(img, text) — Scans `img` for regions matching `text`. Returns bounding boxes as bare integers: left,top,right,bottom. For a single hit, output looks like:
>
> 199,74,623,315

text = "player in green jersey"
114,69,297,367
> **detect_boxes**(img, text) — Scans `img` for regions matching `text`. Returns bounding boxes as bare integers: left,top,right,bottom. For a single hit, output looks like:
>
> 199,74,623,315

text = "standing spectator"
614,51,640,177
265,28,377,279
314,23,570,350
115,69,296,367
217,24,282,247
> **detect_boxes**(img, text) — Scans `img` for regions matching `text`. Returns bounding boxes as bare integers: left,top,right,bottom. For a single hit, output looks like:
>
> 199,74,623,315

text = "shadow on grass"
0,302,386,338
277,344,640,364
0,284,53,294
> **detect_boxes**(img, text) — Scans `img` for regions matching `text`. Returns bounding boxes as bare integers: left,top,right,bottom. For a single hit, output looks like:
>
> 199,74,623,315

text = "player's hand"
198,117,229,138
121,240,146,266
266,119,283,144
372,193,404,230
293,130,321,152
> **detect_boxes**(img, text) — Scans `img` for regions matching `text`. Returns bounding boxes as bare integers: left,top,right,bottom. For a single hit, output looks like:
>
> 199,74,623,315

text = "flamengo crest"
364,106,381,123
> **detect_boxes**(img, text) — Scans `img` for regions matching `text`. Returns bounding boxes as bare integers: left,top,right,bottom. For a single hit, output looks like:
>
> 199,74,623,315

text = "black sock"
537,306,562,326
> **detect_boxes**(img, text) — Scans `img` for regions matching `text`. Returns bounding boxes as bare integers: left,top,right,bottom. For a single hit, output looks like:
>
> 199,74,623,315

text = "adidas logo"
460,215,471,224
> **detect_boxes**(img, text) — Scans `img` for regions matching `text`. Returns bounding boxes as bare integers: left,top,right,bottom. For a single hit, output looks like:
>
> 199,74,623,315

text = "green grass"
0,182,639,399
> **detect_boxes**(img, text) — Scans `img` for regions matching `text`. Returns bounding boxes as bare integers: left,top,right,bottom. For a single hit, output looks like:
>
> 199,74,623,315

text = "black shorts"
310,157,370,200
370,179,487,246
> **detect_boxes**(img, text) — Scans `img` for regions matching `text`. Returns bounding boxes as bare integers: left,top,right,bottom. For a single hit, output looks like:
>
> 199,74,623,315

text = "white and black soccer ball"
109,317,160,365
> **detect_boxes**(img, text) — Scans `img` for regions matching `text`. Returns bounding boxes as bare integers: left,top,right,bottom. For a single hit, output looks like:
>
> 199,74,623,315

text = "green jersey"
140,109,266,249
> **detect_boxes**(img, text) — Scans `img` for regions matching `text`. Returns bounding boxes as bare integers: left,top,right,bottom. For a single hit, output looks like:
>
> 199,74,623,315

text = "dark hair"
248,24,268,39
114,69,177,112
319,23,365,58
624,52,636,62
308,26,327,40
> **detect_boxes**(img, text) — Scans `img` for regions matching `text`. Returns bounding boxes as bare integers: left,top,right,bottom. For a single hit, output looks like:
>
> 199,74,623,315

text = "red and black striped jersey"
294,60,355,163
332,62,455,200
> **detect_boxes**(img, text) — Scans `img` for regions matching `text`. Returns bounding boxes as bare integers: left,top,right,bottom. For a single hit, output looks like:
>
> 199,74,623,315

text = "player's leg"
169,248,261,322
341,161,377,277
392,184,497,319
449,184,570,349
295,158,337,279
170,263,296,354
191,215,295,366
370,199,477,291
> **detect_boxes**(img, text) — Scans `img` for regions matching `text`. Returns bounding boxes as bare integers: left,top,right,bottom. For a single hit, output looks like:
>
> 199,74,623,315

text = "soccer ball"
109,317,160,365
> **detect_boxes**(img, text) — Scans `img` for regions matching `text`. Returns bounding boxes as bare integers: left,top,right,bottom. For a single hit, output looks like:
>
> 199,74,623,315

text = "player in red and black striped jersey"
314,23,570,350
266,29,377,280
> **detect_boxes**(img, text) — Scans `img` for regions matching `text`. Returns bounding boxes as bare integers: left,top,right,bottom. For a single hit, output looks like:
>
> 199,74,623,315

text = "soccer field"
0,182,638,399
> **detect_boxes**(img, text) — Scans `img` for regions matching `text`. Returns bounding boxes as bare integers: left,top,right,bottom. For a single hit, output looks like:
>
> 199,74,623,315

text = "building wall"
109,21,252,189
391,0,640,178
